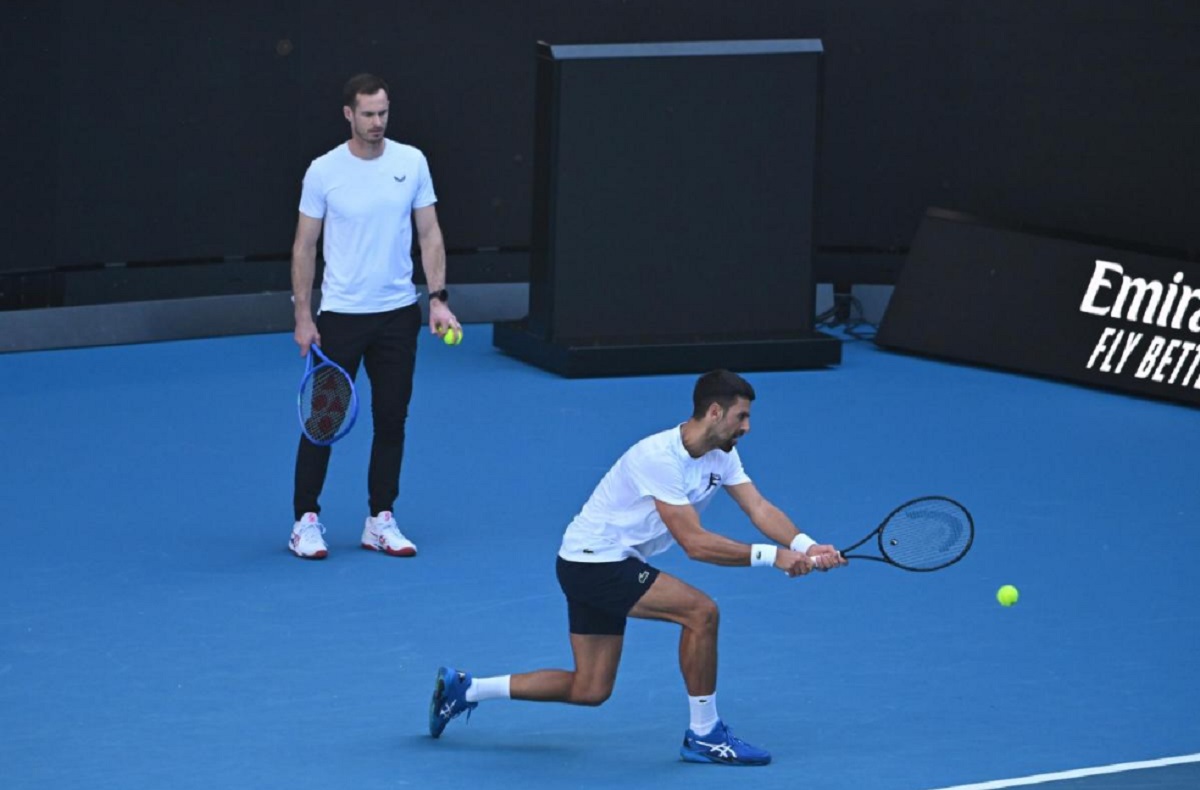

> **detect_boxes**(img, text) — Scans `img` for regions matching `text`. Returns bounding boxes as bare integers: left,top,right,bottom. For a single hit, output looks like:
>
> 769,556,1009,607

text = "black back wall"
3,1,1198,276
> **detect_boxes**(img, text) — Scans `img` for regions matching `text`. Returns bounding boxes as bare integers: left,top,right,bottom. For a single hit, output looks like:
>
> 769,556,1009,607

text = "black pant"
293,304,422,519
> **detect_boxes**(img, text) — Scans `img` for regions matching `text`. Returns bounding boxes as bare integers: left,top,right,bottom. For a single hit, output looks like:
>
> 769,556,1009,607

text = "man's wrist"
790,533,817,554
750,544,778,568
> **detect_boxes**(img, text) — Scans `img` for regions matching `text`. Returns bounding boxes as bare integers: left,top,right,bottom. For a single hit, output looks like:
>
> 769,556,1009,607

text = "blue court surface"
3,327,1198,790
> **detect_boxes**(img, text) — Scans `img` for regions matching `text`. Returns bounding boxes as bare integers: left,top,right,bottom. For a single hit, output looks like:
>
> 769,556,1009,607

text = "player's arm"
724,481,846,569
291,212,324,355
654,499,815,576
414,204,456,334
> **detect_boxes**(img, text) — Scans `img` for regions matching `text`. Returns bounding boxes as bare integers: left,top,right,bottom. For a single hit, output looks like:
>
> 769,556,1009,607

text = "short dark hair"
691,369,756,418
343,73,389,109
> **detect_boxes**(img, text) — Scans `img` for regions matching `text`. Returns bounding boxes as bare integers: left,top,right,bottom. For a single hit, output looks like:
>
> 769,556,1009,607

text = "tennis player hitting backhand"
428,369,847,766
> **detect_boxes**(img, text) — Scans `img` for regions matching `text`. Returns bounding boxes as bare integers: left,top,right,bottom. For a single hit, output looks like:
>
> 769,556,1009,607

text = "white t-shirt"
298,140,437,313
558,425,752,563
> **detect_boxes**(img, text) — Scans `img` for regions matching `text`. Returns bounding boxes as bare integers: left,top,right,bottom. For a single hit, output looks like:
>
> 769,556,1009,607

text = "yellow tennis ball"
996,584,1019,607
442,327,463,346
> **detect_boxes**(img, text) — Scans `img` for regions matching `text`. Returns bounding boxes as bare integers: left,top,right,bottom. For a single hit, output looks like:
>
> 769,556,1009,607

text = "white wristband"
750,544,778,568
790,533,817,554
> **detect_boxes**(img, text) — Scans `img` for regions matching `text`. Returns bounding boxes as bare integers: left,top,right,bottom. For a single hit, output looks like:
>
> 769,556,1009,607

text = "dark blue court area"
4,329,1198,789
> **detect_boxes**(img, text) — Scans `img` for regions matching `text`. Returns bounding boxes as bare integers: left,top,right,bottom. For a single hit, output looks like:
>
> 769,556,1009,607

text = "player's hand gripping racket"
825,496,973,572
297,344,359,446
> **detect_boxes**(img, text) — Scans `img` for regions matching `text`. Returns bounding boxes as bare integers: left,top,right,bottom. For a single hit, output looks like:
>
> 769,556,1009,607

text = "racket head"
297,345,358,446
872,495,974,571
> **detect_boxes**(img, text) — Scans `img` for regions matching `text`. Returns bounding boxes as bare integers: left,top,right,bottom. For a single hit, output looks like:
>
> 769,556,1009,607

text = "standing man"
288,73,459,560
428,370,847,765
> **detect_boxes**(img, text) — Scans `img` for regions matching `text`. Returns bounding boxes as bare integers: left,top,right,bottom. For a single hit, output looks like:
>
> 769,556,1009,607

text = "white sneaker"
289,512,328,559
361,511,417,557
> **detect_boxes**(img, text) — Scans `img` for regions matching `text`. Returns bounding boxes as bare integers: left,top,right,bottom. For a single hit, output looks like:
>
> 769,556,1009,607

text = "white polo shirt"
298,140,437,313
559,425,751,563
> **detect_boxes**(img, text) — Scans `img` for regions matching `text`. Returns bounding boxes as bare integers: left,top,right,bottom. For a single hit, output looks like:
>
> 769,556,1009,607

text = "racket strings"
879,500,972,571
300,365,354,443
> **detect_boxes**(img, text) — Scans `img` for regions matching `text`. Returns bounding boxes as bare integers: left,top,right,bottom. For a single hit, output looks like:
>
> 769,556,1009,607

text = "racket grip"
778,556,827,575
807,552,844,571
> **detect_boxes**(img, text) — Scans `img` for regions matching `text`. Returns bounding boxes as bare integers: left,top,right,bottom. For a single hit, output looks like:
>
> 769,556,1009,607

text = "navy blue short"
556,556,660,636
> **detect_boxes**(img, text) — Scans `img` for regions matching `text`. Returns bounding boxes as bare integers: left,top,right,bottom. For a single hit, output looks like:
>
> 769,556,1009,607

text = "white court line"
925,753,1200,790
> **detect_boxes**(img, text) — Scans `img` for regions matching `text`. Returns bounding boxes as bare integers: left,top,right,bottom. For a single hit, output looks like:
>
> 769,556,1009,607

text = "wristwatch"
429,288,450,303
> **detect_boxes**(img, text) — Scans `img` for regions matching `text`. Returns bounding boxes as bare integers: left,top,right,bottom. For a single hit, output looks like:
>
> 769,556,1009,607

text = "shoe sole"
429,667,449,738
680,751,771,766
289,547,328,559
362,542,416,557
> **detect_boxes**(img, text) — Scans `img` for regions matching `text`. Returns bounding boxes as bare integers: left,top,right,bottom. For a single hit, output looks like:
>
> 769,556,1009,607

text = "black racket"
297,344,359,446
830,496,973,572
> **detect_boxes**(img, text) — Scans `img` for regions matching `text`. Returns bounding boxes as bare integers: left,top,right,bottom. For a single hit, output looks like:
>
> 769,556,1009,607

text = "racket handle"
777,557,825,575
807,552,844,571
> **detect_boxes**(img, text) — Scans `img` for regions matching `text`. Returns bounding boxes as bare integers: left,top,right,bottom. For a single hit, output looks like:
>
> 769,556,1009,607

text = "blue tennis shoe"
680,719,771,766
429,666,478,738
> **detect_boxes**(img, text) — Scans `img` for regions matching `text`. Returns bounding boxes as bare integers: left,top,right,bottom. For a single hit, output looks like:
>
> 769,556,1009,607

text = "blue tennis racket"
297,344,358,446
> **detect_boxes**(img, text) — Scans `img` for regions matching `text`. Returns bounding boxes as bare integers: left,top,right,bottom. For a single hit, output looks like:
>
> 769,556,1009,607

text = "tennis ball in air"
442,326,463,346
996,584,1019,607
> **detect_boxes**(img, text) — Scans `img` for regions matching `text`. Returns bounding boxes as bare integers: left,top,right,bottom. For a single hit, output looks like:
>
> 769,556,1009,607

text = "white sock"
465,675,511,703
688,693,719,735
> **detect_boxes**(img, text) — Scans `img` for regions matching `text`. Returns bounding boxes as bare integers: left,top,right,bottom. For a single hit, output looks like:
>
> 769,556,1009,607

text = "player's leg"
628,571,771,766
627,571,719,694
501,556,653,703
429,630,625,736
509,631,624,705
289,311,368,559
429,558,643,737
359,303,421,555
435,632,621,713
507,556,647,703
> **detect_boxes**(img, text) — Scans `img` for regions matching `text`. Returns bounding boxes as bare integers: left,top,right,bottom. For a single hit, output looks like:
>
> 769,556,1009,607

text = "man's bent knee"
686,597,720,633
570,691,611,707
569,681,613,707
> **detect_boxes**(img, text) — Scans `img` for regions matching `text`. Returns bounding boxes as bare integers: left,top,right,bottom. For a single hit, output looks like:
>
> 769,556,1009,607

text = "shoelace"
441,679,476,724
694,725,748,753
301,522,326,540
376,521,408,543
450,703,474,725
717,727,761,758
